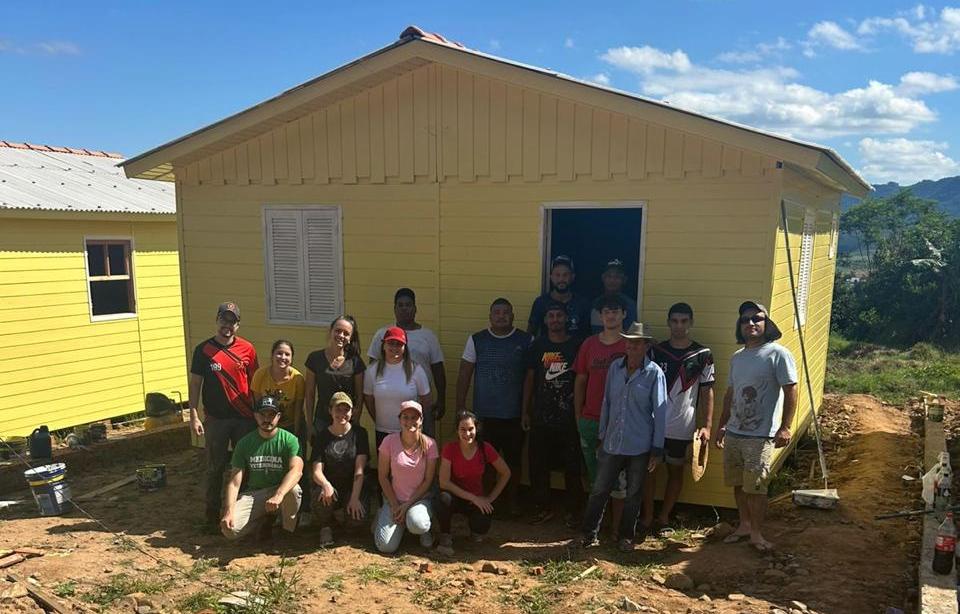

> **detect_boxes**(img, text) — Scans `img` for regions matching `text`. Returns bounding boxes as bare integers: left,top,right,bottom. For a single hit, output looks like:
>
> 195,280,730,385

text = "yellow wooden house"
121,27,868,506
0,142,186,437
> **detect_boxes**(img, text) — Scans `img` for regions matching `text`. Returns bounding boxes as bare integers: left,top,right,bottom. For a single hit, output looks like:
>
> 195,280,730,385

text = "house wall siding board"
474,76,490,178
458,71,475,182
522,90,540,182
505,84,524,177
591,109,610,181
0,217,186,436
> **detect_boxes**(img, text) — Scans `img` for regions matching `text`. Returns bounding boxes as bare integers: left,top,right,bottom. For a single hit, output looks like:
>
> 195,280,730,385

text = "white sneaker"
419,531,435,548
319,526,334,547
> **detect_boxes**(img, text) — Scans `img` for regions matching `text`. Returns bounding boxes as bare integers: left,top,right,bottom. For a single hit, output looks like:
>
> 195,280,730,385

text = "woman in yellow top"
251,340,306,435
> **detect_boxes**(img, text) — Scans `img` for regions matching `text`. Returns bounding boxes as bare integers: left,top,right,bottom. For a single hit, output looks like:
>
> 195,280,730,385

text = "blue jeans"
373,498,432,553
581,449,649,541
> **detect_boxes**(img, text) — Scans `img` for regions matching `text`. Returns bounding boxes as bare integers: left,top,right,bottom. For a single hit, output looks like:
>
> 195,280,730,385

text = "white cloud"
858,137,960,183
806,21,865,51
600,43,940,139
858,6,960,54
601,46,691,75
586,73,611,86
897,71,959,95
35,41,80,56
564,37,575,49
717,50,761,64
488,39,501,51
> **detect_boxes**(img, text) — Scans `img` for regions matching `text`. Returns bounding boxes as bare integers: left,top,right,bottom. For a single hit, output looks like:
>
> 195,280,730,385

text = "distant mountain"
839,175,960,254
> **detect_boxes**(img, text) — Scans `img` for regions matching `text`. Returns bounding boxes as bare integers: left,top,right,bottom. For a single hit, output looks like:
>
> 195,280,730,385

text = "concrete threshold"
920,415,957,613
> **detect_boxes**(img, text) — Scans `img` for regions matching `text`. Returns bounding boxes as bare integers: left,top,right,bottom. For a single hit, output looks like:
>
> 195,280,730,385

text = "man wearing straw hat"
577,321,668,553
715,301,798,552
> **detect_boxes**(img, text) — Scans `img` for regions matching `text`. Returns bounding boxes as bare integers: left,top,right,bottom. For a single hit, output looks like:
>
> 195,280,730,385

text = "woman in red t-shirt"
436,412,511,556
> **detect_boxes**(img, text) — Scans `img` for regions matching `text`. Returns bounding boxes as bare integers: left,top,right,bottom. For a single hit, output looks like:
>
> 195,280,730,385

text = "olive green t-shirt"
230,428,300,492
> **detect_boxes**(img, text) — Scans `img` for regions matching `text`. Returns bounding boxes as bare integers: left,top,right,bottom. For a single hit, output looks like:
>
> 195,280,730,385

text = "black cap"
735,301,783,343
551,254,575,272
603,258,625,273
217,302,240,321
255,396,280,413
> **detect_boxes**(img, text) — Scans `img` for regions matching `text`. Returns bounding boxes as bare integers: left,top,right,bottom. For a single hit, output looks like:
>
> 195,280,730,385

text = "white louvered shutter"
303,208,342,323
796,209,816,327
264,209,305,322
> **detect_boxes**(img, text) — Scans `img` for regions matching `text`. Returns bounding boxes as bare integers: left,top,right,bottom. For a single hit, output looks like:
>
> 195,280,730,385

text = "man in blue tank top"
456,297,533,516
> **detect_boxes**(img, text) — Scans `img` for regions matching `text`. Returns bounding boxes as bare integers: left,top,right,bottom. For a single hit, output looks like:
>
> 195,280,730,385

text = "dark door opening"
545,207,643,321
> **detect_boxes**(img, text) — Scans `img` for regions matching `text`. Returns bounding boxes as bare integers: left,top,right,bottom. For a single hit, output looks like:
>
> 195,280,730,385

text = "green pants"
578,417,600,484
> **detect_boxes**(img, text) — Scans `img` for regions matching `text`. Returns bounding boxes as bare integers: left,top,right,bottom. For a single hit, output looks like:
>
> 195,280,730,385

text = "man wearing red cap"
189,301,259,531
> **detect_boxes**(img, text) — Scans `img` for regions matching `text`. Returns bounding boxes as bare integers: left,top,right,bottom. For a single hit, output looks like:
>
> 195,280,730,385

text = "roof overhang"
122,32,871,198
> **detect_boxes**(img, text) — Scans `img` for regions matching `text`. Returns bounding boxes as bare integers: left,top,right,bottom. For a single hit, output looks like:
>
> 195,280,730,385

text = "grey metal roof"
0,144,175,215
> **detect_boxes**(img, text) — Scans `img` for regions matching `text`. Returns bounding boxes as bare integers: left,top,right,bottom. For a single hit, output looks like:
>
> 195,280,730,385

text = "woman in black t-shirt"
310,391,370,546
304,315,366,436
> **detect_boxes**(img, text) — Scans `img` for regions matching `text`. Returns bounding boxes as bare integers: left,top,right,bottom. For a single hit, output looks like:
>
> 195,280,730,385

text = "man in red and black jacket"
189,301,259,529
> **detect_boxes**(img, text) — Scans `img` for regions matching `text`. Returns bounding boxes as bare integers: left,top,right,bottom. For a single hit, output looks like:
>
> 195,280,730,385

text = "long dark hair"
376,340,415,382
329,315,361,358
455,411,486,464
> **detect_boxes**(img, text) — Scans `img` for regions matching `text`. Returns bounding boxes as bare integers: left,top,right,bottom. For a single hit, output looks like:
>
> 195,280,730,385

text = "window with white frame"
795,209,817,327
85,239,136,318
828,212,840,259
263,207,343,325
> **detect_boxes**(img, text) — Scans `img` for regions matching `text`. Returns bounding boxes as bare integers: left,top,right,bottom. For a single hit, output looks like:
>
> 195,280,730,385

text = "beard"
550,281,569,293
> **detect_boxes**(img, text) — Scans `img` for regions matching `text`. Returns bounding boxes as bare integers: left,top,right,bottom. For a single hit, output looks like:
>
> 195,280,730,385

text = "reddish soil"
0,393,922,614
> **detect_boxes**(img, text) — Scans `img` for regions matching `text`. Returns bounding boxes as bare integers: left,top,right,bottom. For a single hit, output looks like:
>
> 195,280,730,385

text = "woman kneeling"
436,412,511,556
374,400,438,553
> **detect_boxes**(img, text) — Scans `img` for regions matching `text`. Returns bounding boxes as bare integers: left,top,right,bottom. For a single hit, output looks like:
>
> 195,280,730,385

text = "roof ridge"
0,140,124,159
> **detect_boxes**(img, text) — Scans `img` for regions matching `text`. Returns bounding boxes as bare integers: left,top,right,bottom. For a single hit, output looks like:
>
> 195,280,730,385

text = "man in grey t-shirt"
715,301,798,552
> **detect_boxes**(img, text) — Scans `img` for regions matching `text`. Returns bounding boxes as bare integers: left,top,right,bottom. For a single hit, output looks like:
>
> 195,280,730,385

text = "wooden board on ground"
7,573,71,614
74,475,136,501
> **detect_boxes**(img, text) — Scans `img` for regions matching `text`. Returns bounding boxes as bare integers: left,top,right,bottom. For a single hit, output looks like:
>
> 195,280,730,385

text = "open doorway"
542,204,644,325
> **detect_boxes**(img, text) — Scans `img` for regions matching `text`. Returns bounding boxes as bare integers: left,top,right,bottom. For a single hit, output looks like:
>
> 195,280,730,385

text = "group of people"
189,254,798,555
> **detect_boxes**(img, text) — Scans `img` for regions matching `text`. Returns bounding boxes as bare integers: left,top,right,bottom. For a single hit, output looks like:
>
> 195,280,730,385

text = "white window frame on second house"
83,236,138,322
262,205,344,326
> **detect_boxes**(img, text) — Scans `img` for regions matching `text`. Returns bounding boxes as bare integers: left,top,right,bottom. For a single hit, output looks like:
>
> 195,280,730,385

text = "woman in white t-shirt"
363,326,431,448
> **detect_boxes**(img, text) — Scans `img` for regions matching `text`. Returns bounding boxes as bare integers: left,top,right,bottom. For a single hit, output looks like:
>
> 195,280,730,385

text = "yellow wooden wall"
172,60,844,507
0,215,187,437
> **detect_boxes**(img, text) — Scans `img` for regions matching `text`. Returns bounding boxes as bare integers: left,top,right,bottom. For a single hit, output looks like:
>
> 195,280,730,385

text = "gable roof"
121,26,870,197
0,141,175,216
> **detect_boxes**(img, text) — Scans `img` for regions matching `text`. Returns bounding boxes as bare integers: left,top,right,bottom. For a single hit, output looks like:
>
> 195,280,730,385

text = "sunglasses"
738,314,767,325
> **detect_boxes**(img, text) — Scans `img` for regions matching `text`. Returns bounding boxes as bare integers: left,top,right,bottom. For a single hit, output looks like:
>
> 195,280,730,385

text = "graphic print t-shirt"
251,366,305,430
526,336,581,427
231,428,300,492
190,336,259,419
726,343,798,438
310,425,369,495
649,342,715,440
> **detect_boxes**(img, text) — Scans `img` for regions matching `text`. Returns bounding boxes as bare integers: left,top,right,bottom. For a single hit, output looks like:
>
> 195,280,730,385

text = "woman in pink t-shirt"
374,400,439,553
436,412,511,556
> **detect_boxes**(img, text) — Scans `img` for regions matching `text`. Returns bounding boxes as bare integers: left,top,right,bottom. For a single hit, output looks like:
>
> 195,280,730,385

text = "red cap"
383,326,407,344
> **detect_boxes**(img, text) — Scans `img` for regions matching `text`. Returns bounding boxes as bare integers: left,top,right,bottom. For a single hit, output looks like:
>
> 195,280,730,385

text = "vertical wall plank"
209,152,224,185
682,133,701,176
399,72,415,182
522,90,540,182
474,75,490,177
741,151,762,176
287,122,302,184
458,71,475,182
299,115,315,181
592,109,610,180
489,80,507,182
610,113,627,175
369,86,385,183
327,106,342,180
248,138,262,183
184,161,199,186
354,92,371,179
428,64,438,182
702,138,722,178
556,99,575,181
341,100,357,183
721,145,741,173
223,147,237,184
574,104,591,176
645,124,664,174
664,129,683,178
413,67,430,178
273,125,288,182
626,119,646,180
314,110,330,184
505,84,523,177
236,143,250,185
539,95,557,176
198,157,211,184
260,132,275,184
441,65,458,178
383,78,399,178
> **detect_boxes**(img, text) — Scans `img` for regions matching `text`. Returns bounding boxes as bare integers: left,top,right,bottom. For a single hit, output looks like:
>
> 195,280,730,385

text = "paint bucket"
23,463,73,516
136,464,167,491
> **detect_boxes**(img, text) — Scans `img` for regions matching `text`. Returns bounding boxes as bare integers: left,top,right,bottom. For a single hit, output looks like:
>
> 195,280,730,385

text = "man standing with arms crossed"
715,301,798,552
456,298,532,516
641,302,715,535
189,302,259,531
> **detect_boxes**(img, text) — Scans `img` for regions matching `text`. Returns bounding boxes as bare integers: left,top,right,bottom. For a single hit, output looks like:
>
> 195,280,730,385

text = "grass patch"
356,563,398,585
514,586,557,614
826,334,960,404
82,574,174,606
605,562,667,585
322,573,344,591
176,589,223,613
52,581,77,598
246,558,302,614
521,559,591,584
411,578,463,612
185,557,218,581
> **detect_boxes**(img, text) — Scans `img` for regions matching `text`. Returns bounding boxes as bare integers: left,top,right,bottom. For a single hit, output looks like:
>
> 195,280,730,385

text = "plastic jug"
29,426,52,460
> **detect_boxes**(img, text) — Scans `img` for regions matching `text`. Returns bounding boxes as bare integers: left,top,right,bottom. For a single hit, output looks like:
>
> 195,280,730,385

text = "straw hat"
619,321,655,340
691,434,709,482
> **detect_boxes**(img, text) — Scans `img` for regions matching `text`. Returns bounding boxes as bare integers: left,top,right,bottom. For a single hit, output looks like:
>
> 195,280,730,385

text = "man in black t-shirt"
527,255,592,339
522,302,584,527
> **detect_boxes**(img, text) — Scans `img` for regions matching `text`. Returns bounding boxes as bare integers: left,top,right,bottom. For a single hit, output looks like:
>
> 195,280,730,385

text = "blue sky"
3,1,960,185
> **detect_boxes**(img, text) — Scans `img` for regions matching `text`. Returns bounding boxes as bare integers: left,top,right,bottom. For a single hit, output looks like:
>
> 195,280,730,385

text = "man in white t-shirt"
367,288,446,437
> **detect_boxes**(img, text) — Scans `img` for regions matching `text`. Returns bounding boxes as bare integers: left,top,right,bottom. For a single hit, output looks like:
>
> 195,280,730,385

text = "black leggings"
436,491,492,535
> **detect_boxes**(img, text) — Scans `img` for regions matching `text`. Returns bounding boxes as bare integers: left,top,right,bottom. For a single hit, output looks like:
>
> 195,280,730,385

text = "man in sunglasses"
221,395,304,541
715,301,797,552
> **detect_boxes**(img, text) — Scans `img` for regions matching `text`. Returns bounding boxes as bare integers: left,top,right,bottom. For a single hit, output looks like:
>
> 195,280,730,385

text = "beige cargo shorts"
722,434,774,495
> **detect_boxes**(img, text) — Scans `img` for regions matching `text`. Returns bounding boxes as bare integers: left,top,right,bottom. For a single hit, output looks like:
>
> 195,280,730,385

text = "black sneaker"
573,535,600,549
529,508,555,525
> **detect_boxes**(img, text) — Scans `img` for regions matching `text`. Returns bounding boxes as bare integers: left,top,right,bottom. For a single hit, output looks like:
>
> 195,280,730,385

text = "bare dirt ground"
0,393,922,614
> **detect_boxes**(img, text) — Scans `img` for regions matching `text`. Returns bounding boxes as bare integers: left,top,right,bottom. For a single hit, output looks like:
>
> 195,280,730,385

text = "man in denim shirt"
578,321,668,552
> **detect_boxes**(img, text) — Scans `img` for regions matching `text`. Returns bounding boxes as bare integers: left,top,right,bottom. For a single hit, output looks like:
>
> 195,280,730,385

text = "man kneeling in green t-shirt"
221,395,304,540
